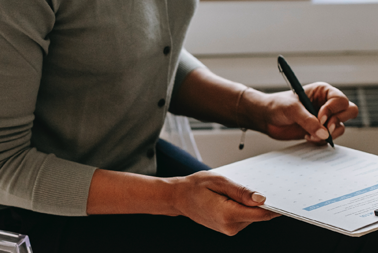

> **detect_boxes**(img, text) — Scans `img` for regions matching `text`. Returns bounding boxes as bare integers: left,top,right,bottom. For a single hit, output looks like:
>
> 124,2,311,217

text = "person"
0,0,367,252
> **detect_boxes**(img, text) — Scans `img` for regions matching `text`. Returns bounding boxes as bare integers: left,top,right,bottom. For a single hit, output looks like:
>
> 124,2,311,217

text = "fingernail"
320,115,327,125
328,123,335,134
252,192,266,203
315,128,329,139
304,135,310,141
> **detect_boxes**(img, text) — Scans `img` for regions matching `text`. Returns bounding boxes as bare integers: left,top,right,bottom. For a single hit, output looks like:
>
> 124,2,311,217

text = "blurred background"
163,0,378,168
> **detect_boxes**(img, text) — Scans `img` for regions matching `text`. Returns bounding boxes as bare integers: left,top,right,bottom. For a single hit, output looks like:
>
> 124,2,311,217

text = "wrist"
168,176,187,217
162,176,184,217
237,88,271,133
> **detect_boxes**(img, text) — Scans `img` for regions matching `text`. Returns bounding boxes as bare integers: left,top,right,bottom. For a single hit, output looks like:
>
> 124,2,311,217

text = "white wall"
184,2,378,89
186,1,378,55
197,54,378,89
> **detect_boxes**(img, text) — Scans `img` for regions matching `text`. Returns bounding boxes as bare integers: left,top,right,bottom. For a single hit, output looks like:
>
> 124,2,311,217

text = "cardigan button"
158,99,166,107
163,46,171,55
147,148,155,159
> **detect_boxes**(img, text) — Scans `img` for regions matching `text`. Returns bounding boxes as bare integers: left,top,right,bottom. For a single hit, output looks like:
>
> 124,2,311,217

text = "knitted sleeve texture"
0,0,96,216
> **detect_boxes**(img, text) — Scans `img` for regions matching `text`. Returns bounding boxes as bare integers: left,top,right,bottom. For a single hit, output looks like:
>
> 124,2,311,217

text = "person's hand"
242,82,358,143
172,171,280,236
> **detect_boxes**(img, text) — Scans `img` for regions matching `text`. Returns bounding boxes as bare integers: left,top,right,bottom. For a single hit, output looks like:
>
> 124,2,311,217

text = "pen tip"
326,131,334,148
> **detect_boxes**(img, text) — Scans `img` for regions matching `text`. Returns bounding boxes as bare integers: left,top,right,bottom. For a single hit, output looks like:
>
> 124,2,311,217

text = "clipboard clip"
277,59,296,95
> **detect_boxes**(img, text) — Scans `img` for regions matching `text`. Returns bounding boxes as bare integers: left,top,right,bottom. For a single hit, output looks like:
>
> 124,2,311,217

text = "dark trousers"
1,139,377,253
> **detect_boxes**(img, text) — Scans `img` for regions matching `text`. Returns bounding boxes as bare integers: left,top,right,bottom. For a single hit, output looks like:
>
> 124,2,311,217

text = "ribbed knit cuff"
172,49,206,98
31,154,97,216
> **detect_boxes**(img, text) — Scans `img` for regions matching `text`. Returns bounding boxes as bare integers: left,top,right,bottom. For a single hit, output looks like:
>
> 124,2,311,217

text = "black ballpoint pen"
277,55,334,148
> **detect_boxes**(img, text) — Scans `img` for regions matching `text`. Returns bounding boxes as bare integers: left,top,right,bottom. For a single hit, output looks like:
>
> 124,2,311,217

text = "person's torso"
32,0,198,174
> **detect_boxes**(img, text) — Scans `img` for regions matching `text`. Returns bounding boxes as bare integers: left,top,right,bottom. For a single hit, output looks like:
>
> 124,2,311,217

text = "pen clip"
277,60,296,95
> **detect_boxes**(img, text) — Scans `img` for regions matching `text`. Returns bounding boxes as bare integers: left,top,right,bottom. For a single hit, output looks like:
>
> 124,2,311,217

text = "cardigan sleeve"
171,49,206,99
0,0,96,216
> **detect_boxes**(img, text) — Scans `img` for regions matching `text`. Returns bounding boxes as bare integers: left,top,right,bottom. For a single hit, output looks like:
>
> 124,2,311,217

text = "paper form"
214,142,378,235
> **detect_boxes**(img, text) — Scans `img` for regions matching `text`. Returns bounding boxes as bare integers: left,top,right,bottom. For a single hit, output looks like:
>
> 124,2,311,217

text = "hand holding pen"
277,55,357,146
277,55,334,147
233,55,358,149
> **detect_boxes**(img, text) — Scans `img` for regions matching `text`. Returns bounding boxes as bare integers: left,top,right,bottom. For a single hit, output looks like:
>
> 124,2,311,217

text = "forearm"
170,67,269,131
86,169,279,235
87,169,180,216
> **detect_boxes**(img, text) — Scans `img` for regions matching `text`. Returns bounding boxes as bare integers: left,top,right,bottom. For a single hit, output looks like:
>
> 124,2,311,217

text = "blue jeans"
156,138,211,177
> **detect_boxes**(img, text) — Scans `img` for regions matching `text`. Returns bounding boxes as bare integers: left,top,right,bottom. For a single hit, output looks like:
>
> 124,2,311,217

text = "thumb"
215,178,266,207
289,102,329,140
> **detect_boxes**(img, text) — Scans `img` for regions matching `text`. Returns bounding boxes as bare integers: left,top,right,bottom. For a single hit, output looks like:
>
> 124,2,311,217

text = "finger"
224,200,281,223
305,134,322,142
210,175,266,207
329,122,345,139
205,191,279,236
317,93,354,124
327,101,359,127
215,221,252,236
304,82,354,126
305,121,345,143
222,217,282,237
305,82,346,108
304,135,327,146
286,102,329,140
